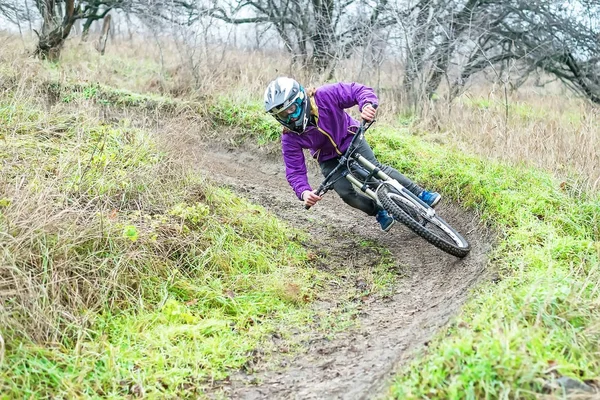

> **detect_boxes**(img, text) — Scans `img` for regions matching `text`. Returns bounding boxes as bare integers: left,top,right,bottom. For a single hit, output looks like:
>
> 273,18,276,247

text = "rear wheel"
377,186,471,258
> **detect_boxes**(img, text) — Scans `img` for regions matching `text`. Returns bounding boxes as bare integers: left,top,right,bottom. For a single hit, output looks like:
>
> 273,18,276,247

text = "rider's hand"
302,190,322,207
361,103,377,122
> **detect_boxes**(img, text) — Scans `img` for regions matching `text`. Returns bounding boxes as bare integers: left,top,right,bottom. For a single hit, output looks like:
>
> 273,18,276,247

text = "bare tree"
393,0,600,106
5,0,599,105
202,0,396,74
19,0,197,60
0,2,28,25
497,0,600,104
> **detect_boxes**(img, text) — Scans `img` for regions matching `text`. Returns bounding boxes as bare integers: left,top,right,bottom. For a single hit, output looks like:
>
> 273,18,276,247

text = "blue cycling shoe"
375,210,395,232
418,190,441,208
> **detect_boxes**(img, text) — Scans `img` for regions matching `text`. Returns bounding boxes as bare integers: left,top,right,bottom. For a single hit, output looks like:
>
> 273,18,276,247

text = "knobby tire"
377,186,471,258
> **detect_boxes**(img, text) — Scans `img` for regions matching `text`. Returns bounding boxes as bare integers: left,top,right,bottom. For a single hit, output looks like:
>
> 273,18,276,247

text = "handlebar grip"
303,188,324,210
362,103,378,125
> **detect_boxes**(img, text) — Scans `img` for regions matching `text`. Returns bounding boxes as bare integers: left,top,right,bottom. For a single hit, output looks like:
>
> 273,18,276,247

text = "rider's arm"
328,82,379,113
281,134,312,200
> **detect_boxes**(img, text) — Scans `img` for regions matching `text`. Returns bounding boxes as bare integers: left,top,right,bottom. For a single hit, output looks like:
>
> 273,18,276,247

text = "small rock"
544,377,596,394
130,383,145,398
356,278,368,291
557,377,595,393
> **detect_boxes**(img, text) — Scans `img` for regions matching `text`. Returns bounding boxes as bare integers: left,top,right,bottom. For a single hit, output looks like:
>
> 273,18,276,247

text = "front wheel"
377,186,471,258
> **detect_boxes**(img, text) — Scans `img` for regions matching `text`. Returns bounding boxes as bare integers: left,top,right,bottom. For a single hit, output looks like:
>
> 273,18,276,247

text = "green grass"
208,97,281,145
0,87,359,398
43,80,282,146
366,126,600,399
46,81,180,111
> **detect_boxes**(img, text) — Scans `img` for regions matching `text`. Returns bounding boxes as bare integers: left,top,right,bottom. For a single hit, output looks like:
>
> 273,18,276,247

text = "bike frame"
310,121,435,220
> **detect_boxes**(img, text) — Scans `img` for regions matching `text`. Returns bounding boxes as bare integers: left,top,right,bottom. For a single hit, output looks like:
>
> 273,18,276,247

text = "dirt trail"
181,139,492,399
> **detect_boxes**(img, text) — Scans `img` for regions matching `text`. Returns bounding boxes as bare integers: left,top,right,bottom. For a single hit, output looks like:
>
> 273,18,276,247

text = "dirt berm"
180,136,493,399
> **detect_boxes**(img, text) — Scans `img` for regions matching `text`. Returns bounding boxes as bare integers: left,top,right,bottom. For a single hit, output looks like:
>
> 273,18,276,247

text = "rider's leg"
355,140,423,196
357,140,441,207
319,157,379,216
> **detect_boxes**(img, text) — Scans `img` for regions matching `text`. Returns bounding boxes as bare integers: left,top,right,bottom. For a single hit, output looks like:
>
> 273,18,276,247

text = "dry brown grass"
421,87,600,192
2,32,598,195
0,69,206,343
1,45,330,397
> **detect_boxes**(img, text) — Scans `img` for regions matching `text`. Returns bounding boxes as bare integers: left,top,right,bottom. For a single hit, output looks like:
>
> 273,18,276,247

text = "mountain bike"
306,120,471,258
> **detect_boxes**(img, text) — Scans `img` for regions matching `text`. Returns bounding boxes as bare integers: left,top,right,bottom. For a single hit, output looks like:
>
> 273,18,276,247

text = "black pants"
319,140,423,216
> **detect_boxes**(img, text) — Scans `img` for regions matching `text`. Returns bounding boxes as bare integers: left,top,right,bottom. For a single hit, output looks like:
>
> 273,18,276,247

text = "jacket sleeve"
281,134,312,200
330,82,379,112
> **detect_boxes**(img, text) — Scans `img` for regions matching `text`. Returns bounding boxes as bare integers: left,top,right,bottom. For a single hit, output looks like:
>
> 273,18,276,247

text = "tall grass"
0,50,401,397
427,89,600,192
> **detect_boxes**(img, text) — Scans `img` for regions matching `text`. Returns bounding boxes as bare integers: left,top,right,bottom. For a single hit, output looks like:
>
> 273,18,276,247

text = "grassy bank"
367,129,600,398
0,76,391,397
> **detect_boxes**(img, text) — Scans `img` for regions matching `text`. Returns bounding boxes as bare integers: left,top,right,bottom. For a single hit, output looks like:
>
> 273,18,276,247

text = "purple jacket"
281,82,379,199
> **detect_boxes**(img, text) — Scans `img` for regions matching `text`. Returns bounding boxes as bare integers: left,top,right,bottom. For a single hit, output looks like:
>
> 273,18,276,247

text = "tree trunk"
561,52,600,104
35,0,78,61
25,0,33,32
403,0,431,108
95,14,111,55
425,45,453,99
81,8,98,42
424,0,481,99
311,0,334,73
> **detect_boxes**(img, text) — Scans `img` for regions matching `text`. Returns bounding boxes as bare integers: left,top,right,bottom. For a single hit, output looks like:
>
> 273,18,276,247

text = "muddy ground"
168,129,494,399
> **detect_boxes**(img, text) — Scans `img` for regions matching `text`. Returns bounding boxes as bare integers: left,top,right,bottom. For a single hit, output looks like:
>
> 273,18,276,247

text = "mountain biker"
264,77,441,232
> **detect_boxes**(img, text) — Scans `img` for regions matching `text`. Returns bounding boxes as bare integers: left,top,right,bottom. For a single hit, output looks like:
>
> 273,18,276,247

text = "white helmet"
264,77,309,133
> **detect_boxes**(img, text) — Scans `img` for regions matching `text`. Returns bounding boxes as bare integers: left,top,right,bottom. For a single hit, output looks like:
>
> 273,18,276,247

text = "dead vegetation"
3,32,597,192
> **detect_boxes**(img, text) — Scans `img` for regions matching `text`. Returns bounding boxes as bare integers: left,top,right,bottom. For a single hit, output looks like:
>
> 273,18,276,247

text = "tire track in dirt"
180,139,493,400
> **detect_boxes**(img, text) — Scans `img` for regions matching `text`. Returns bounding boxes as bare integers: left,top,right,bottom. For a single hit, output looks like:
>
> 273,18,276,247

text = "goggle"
271,96,303,124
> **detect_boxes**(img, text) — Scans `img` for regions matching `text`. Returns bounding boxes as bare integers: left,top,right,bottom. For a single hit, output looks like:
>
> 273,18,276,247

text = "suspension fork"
344,154,394,205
